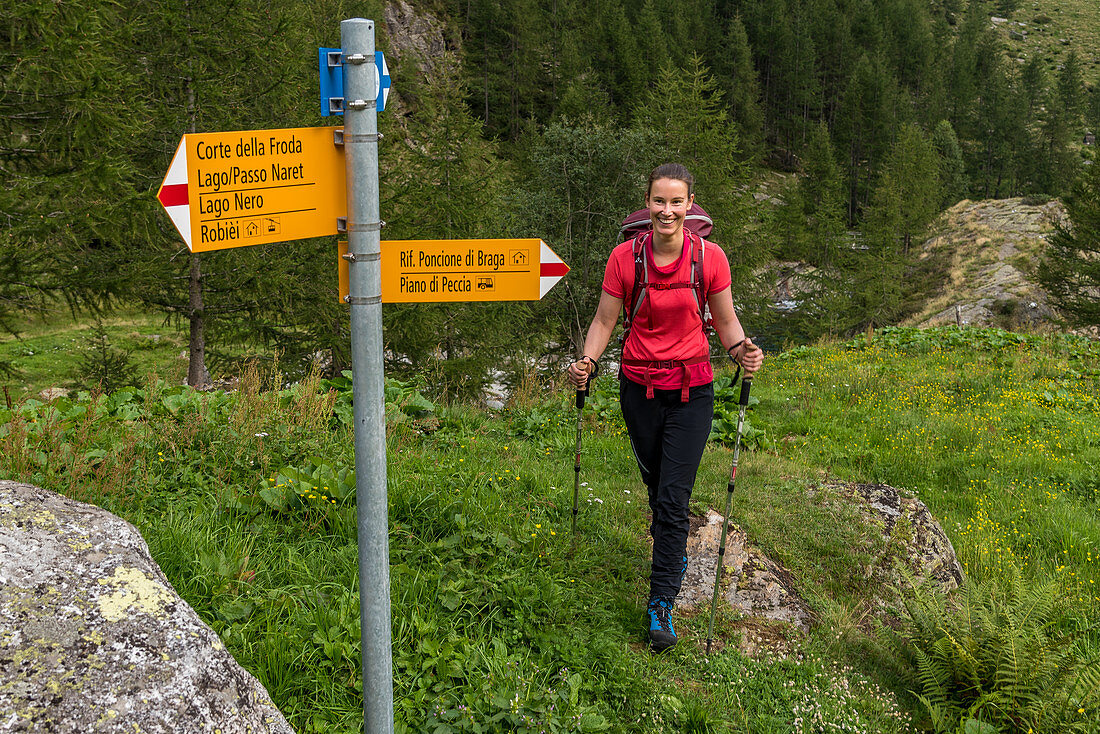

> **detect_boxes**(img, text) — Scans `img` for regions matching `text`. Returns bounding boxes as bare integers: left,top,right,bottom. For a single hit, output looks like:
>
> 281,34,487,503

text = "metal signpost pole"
341,18,394,733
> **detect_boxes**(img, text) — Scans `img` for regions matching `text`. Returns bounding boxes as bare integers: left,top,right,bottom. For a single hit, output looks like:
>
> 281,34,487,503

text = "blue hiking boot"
647,596,677,652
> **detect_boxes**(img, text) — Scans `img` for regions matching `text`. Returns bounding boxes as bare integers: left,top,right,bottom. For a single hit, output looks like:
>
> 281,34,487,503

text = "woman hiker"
566,163,763,652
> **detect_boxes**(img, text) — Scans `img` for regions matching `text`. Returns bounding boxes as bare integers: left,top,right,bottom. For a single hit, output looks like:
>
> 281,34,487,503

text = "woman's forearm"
579,291,623,361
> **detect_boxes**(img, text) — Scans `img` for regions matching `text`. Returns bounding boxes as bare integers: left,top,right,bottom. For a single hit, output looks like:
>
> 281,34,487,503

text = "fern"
914,692,957,733
886,566,1100,733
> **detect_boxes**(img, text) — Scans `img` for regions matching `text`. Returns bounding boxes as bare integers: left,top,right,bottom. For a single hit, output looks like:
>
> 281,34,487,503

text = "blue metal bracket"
318,48,391,117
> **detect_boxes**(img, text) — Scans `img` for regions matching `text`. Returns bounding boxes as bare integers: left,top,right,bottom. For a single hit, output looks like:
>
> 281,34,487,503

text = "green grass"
996,0,1100,87
0,308,187,401
756,328,1100,592
2,325,1099,732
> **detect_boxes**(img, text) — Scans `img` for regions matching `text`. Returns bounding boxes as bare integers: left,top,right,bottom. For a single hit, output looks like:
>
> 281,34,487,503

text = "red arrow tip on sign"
157,183,188,208
157,137,192,249
539,261,569,278
539,241,569,299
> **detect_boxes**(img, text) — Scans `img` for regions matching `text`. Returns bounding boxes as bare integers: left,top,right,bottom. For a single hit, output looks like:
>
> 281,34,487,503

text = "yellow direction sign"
157,126,346,252
340,239,569,303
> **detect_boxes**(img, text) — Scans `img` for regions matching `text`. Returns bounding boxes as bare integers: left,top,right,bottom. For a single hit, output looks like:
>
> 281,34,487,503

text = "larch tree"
1038,163,1100,327
1087,83,1100,141
381,51,518,395
1,1,146,333
126,0,321,385
711,14,765,160
931,120,967,208
631,55,755,270
833,52,899,224
1037,50,1087,196
883,123,941,255
800,121,847,268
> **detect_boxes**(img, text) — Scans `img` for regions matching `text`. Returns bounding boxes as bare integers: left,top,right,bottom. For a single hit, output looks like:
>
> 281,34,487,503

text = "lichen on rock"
97,566,177,623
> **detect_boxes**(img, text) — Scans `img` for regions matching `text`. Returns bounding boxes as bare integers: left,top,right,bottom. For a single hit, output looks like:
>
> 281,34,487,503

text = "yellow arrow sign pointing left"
157,126,347,252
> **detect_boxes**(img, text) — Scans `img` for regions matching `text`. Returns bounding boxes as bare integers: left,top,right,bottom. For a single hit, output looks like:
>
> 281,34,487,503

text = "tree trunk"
184,0,208,389
187,253,210,388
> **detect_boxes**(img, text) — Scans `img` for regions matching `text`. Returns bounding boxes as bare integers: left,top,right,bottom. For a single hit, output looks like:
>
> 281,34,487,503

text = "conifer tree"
711,14,765,159
931,120,967,208
768,4,821,153
879,0,935,101
632,55,754,270
806,0,857,129
772,180,809,262
125,0,319,384
945,0,985,137
509,117,651,355
601,2,647,109
881,123,941,254
1038,163,1100,326
1,1,145,332
1056,50,1084,127
1087,84,1100,141
845,171,906,330
800,122,847,267
1034,51,1084,196
635,0,671,72
833,52,899,224
1020,55,1046,123
971,41,1023,197
381,52,518,393
841,123,939,330
2,0,354,382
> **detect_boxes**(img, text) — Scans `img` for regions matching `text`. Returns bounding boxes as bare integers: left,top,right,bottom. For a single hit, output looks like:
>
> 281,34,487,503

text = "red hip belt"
621,354,709,402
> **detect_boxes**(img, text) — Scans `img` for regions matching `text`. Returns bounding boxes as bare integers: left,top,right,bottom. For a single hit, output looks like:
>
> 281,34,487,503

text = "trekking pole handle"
738,375,752,406
576,376,590,409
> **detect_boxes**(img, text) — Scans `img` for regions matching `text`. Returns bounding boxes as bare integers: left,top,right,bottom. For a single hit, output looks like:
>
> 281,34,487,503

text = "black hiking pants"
619,377,714,601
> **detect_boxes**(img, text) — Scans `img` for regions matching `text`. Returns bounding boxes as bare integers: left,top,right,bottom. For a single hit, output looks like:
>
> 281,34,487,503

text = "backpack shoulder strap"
689,232,708,325
624,233,649,337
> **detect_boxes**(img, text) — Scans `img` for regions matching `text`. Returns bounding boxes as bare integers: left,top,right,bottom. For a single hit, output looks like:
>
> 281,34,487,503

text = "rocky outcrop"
835,482,965,596
0,480,294,733
907,197,1065,330
681,511,812,632
382,0,451,79
680,481,963,655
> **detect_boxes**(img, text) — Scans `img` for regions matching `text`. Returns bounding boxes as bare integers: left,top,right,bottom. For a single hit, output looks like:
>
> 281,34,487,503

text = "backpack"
618,203,714,345
617,202,713,243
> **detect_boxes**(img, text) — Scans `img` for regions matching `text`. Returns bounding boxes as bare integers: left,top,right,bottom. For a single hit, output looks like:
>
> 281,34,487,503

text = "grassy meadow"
1,321,1099,733
999,0,1100,86
0,309,188,401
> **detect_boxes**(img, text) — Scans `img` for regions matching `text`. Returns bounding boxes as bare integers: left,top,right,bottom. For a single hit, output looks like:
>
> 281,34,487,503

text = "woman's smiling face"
645,177,693,240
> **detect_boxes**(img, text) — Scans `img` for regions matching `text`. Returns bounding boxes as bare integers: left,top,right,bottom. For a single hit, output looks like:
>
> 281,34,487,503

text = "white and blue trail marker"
319,48,391,116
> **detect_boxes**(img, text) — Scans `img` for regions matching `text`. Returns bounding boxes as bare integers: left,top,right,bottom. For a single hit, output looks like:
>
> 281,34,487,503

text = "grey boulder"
0,480,294,733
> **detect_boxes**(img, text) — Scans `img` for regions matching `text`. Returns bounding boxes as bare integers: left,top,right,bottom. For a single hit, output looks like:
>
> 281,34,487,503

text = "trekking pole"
705,373,752,655
571,373,591,543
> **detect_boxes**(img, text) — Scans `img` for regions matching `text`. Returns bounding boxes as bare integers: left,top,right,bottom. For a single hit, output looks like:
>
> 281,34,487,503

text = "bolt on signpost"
340,18,393,733
705,375,752,655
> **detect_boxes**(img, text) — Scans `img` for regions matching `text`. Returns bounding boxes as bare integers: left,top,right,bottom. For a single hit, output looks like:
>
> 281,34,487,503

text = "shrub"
73,321,139,393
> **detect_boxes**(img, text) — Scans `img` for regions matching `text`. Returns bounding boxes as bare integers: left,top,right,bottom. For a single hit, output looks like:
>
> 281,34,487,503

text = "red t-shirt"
602,232,732,389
